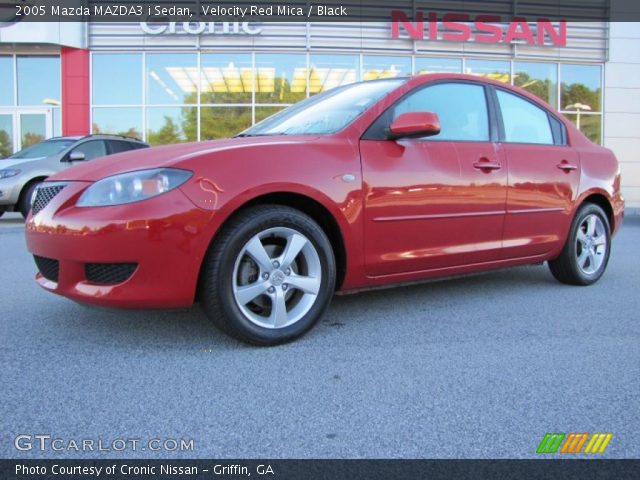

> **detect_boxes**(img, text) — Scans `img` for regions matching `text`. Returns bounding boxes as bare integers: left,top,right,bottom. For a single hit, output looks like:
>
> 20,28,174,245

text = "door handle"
473,159,502,171
557,161,578,172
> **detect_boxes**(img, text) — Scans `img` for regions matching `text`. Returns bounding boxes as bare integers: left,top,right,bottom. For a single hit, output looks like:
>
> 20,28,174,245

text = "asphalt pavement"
1,212,639,459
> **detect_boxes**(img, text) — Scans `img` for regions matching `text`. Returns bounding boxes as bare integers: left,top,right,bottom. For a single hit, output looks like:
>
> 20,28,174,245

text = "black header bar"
2,459,640,480
1,0,637,23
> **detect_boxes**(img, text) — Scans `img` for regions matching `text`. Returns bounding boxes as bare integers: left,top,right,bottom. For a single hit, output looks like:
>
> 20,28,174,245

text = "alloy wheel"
232,227,322,329
575,214,608,275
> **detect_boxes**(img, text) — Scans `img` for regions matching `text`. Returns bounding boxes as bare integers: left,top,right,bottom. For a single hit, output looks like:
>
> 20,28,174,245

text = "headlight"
0,169,21,179
76,168,192,207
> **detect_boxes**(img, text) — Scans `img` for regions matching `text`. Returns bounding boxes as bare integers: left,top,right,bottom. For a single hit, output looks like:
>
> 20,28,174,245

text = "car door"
493,87,581,259
360,81,507,276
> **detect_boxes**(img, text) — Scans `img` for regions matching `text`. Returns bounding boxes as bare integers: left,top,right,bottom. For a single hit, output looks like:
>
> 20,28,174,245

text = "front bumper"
0,175,24,208
25,181,220,308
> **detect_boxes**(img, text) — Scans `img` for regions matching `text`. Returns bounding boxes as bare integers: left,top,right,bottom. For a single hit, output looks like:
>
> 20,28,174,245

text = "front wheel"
548,203,611,286
200,205,336,345
19,181,42,218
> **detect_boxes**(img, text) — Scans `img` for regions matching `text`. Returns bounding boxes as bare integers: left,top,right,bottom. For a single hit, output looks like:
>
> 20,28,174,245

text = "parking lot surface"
1,213,639,458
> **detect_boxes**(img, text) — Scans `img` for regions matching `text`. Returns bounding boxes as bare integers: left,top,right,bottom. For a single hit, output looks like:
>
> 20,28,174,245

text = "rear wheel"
548,203,611,285
200,205,336,345
19,181,42,218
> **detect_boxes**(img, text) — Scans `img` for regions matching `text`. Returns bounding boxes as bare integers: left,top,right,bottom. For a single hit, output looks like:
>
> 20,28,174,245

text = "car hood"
48,136,320,182
0,156,48,168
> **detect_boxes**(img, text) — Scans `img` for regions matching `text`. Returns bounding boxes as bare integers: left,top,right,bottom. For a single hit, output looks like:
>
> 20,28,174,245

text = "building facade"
0,21,638,209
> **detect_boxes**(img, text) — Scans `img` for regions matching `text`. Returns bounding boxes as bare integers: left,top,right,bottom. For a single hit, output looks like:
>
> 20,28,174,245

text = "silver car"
0,134,148,218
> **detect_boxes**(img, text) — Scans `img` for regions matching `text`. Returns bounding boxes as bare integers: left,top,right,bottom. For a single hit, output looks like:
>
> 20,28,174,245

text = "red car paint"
25,74,624,308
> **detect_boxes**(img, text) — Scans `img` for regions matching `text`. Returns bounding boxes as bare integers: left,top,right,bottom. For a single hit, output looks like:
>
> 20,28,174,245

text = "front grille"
34,255,59,282
85,263,138,285
32,183,66,215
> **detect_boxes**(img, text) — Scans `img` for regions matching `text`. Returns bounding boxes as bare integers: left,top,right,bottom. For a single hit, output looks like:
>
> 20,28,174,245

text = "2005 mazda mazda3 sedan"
26,74,624,345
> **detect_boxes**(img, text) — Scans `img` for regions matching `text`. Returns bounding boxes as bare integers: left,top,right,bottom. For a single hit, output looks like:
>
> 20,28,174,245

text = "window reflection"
20,113,46,148
561,64,601,112
465,59,510,83
415,57,462,74
363,56,411,81
53,107,61,137
147,107,196,145
93,54,142,105
201,107,252,140
393,83,489,141
0,56,13,106
85,52,605,146
565,113,602,144
255,54,307,104
514,62,558,107
0,114,13,158
496,89,553,144
200,53,253,103
146,54,198,105
17,56,60,106
92,107,143,139
255,106,287,123
309,55,359,94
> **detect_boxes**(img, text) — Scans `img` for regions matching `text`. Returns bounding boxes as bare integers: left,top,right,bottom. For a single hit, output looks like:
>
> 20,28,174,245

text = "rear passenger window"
496,90,554,144
108,140,134,154
392,83,489,142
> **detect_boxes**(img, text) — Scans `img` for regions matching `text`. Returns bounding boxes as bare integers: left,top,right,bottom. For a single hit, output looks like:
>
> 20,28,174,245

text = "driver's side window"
392,83,490,142
70,140,107,161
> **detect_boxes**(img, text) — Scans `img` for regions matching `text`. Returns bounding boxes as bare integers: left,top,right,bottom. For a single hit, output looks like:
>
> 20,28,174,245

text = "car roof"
45,134,147,144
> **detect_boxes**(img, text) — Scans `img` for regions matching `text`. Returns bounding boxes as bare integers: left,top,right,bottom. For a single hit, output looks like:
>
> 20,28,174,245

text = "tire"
200,205,336,346
19,181,42,219
548,203,611,286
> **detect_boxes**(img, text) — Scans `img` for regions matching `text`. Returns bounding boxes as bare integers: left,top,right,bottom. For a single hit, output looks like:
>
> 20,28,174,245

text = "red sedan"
26,74,624,345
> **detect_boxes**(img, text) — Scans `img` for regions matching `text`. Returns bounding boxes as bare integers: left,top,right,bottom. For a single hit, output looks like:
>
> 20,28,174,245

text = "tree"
514,71,555,105
147,116,183,146
0,130,12,158
561,83,601,111
92,123,142,140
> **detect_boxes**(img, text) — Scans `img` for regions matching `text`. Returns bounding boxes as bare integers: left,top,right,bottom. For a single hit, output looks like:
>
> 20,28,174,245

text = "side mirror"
68,151,86,161
388,112,441,140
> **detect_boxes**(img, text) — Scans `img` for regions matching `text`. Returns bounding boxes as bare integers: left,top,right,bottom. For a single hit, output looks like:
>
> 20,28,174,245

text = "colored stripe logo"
537,433,613,454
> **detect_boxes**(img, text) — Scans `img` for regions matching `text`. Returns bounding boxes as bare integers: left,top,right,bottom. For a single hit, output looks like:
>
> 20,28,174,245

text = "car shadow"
54,264,556,351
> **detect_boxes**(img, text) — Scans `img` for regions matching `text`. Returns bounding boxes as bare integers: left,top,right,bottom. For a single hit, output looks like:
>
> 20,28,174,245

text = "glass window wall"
90,52,604,145
17,56,60,107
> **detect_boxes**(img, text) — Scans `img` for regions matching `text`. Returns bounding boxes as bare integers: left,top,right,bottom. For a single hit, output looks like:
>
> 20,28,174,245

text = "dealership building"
0,19,639,210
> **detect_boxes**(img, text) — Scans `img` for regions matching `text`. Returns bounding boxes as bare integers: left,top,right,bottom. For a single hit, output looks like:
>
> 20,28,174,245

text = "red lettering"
505,18,535,44
475,15,503,43
442,14,471,42
391,10,424,40
537,20,567,46
389,11,567,47
428,12,438,40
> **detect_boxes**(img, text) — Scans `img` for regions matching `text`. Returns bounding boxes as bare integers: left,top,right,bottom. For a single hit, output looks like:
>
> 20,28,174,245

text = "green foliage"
92,123,142,141
147,116,184,146
561,83,601,111
514,71,556,105
0,130,12,158
196,107,252,140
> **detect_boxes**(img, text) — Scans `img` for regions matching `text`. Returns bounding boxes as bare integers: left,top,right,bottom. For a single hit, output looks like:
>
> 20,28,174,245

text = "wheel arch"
17,176,48,210
578,191,615,231
196,191,348,302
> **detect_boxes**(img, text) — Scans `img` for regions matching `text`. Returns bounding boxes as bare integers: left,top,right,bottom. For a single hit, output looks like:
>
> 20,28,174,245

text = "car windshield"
10,139,75,159
238,79,406,136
